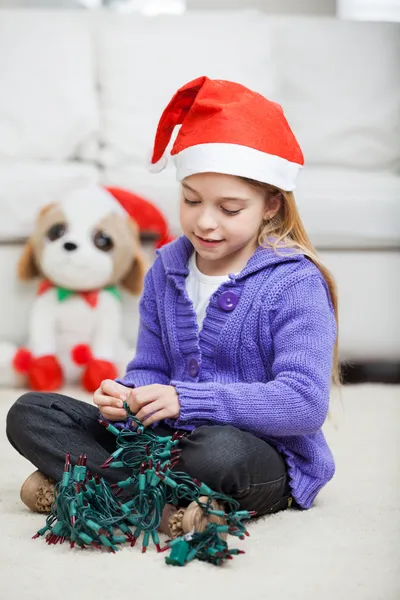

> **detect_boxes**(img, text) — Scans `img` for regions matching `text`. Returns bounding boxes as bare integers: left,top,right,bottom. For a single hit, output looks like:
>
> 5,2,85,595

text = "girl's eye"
224,208,241,215
183,198,241,216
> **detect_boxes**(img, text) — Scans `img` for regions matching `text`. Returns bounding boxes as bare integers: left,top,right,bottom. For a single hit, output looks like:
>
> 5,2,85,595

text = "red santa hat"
104,187,175,248
60,185,175,249
149,76,304,192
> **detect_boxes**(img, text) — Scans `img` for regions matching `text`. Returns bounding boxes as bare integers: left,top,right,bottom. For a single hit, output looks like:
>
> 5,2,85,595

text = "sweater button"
188,358,199,377
218,290,238,311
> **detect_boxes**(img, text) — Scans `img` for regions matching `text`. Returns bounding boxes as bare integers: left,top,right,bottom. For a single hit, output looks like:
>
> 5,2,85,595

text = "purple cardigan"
116,235,337,509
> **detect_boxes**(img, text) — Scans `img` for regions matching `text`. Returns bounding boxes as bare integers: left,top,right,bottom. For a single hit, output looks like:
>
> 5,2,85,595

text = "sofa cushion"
103,165,400,250
95,11,277,168
0,162,100,242
0,10,99,161
271,16,400,172
295,168,400,249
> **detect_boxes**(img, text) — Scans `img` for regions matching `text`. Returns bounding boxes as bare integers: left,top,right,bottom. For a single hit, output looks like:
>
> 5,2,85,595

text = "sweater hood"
155,234,305,283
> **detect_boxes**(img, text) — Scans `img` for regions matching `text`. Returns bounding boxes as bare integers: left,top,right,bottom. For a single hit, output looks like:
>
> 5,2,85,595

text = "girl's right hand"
93,379,132,421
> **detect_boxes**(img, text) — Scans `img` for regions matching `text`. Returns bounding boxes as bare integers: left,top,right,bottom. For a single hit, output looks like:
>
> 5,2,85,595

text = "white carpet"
1,384,399,600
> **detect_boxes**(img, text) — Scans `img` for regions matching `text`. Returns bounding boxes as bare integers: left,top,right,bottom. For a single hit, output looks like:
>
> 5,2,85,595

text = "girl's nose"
196,211,218,231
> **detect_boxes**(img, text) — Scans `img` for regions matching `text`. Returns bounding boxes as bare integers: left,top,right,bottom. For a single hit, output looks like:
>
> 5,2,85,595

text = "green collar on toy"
38,280,122,306
56,285,121,303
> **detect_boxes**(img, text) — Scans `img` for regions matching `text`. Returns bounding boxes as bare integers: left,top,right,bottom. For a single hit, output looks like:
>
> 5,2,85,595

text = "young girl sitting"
6,76,340,538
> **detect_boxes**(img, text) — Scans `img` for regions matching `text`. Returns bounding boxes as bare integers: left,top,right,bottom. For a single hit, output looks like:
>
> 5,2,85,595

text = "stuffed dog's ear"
38,203,57,220
119,219,148,295
18,203,57,281
120,251,148,295
18,239,40,281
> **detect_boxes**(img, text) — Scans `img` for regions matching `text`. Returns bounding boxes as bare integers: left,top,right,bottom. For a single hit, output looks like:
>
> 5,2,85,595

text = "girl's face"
179,172,279,275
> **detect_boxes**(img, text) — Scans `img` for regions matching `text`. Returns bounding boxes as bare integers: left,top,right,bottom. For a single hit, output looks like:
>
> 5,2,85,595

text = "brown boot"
181,496,227,538
167,506,187,538
159,497,227,539
20,470,55,513
158,503,185,538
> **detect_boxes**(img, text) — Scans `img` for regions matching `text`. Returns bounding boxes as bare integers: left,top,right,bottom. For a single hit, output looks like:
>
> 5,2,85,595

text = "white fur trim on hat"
147,152,168,173
172,143,303,191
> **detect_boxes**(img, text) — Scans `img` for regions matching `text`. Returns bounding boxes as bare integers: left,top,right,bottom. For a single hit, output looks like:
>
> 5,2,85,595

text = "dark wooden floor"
341,362,400,384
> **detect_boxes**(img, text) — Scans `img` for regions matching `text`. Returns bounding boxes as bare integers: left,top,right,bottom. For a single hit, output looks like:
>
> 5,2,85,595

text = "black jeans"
6,392,296,517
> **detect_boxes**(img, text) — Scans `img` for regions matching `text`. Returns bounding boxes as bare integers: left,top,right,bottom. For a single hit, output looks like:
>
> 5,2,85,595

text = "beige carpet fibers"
1,384,399,600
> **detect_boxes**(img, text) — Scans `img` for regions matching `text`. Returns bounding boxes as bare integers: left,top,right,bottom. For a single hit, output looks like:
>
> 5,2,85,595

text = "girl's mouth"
195,234,224,248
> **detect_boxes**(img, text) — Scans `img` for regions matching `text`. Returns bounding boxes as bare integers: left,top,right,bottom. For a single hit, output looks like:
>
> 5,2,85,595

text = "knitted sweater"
116,234,337,509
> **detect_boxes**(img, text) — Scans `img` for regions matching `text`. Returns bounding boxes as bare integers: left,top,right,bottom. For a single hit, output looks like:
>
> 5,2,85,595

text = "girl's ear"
18,239,40,281
120,251,148,295
265,188,283,220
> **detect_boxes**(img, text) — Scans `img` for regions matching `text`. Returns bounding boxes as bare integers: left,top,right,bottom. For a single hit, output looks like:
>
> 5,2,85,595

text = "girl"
6,76,340,537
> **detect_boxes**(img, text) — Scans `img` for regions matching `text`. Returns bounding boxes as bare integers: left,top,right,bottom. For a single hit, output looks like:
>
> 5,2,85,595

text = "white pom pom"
147,152,168,173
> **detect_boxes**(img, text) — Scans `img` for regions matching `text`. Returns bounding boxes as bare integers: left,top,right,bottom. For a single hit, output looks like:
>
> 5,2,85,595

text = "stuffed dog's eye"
93,230,114,252
47,223,66,241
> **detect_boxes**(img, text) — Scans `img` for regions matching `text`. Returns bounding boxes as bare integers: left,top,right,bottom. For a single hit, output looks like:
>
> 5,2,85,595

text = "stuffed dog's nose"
63,242,78,252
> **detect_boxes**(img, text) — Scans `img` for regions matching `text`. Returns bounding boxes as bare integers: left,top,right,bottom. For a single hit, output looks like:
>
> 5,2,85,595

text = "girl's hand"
128,384,180,428
93,379,131,421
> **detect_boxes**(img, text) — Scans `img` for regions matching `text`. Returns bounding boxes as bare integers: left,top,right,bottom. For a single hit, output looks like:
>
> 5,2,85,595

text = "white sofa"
0,9,399,362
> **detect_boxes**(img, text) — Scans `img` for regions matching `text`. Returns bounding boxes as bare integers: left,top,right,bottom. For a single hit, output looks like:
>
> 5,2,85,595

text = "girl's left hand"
127,384,180,427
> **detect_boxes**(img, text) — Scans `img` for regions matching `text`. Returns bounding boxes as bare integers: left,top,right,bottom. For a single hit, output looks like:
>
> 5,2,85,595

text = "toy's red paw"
82,359,118,393
12,348,33,374
28,355,63,391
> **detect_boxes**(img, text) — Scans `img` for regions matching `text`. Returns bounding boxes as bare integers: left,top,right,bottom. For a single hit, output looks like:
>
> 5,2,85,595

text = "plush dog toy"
0,185,175,392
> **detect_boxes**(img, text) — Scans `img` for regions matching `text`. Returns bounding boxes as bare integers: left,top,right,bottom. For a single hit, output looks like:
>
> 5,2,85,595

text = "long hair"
241,177,343,418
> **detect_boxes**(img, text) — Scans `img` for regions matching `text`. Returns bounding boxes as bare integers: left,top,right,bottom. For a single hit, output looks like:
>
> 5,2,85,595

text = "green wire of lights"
32,401,256,565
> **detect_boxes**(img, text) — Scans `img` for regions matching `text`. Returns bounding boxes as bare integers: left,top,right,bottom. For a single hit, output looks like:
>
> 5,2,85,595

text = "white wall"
0,0,336,15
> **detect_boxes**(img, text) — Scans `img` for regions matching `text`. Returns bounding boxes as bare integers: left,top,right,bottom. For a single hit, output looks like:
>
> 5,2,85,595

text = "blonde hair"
241,177,343,420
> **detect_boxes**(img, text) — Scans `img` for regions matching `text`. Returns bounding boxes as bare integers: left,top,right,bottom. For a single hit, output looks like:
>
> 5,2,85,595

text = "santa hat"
60,185,175,249
149,76,304,192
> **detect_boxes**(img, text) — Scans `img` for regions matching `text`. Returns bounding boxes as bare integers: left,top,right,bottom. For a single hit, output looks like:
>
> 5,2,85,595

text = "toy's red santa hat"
60,186,175,249
105,187,175,249
149,76,304,192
